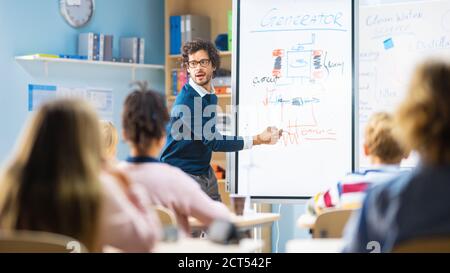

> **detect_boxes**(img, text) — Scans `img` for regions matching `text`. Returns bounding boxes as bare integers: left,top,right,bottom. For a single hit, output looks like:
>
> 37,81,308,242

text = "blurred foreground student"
100,120,119,163
0,99,161,252
306,112,410,215
343,60,450,253
118,82,231,233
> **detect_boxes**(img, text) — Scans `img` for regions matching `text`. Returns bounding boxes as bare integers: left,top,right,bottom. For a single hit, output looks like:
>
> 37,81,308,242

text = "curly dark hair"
122,81,169,155
182,39,221,78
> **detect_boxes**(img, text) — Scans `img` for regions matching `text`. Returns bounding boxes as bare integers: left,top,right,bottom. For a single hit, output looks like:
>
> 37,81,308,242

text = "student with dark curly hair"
343,60,450,253
160,39,282,201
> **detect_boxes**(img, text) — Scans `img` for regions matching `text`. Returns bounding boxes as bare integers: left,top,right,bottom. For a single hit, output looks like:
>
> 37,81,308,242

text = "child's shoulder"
151,162,193,180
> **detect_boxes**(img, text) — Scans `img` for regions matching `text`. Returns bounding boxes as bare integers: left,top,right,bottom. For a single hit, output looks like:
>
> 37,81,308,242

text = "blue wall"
0,0,165,163
271,203,311,253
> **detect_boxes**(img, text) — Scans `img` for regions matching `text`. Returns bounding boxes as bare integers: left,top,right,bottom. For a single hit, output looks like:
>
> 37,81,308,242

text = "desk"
154,238,263,253
297,213,317,230
286,239,345,253
189,213,280,230
190,212,280,253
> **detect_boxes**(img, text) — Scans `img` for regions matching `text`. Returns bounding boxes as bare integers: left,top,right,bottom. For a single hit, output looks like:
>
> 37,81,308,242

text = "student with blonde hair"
0,99,161,252
344,60,450,252
118,82,231,233
100,120,119,162
306,112,410,216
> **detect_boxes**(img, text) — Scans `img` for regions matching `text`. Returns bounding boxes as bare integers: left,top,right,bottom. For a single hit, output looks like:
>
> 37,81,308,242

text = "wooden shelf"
16,55,165,70
16,55,164,81
164,0,233,99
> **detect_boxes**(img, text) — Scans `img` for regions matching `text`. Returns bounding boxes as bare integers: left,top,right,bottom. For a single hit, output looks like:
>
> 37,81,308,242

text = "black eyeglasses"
187,59,211,68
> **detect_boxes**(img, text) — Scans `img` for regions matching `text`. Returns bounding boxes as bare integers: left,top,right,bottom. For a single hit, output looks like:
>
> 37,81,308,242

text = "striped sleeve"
312,182,342,215
312,178,371,214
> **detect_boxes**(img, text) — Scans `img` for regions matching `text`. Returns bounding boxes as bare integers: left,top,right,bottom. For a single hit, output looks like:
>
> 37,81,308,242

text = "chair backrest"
0,230,88,253
313,209,354,239
392,236,450,253
154,206,177,227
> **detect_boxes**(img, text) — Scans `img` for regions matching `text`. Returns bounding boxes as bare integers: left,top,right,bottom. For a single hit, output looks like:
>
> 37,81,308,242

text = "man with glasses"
160,39,282,202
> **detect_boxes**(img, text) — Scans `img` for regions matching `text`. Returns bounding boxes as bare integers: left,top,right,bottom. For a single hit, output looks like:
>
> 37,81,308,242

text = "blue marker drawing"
290,58,309,68
384,38,394,50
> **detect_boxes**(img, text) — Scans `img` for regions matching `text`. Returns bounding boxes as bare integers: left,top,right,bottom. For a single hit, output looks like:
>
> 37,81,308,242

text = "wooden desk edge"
297,214,317,229
189,213,281,229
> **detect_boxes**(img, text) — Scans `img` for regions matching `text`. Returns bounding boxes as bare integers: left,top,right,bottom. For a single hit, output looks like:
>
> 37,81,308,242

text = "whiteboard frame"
229,0,359,202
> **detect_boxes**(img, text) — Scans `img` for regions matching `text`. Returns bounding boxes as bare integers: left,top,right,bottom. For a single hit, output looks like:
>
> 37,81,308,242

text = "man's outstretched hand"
253,126,283,146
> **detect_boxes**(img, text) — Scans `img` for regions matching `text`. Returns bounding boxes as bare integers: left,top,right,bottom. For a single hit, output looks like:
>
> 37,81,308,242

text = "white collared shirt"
189,78,214,97
189,78,253,149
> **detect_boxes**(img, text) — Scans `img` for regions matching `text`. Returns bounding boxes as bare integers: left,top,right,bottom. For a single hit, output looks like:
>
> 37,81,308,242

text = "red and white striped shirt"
307,165,408,215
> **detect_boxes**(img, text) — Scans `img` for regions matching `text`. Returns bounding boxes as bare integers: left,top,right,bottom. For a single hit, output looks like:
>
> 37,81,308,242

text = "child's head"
0,98,103,251
122,82,169,156
364,112,409,165
100,120,119,161
396,60,450,166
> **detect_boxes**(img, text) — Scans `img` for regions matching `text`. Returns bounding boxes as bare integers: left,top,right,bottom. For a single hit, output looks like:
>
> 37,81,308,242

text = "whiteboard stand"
243,149,257,215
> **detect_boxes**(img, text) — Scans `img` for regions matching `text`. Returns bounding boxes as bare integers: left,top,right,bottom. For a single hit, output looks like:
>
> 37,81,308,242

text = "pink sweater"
118,162,231,232
98,173,162,252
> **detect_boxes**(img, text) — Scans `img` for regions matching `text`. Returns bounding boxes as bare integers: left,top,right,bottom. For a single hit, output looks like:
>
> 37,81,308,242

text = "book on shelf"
170,15,182,55
181,15,186,52
171,69,178,95
58,54,88,60
228,10,233,52
98,34,105,61
212,68,232,94
21,54,92,61
120,37,139,63
104,35,114,62
170,14,211,55
78,33,101,61
78,33,114,62
185,15,211,42
171,68,188,96
138,38,145,64
214,86,231,95
23,54,60,59
120,37,145,64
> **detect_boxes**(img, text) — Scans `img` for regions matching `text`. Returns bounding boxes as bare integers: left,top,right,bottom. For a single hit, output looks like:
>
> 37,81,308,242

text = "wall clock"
60,0,95,28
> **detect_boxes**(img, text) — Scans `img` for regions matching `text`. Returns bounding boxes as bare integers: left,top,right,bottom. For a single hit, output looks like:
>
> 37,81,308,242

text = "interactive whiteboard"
233,0,356,199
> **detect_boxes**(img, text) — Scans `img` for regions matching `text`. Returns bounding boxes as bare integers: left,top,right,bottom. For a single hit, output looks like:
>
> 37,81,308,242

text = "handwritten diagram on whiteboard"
359,0,450,168
235,0,354,199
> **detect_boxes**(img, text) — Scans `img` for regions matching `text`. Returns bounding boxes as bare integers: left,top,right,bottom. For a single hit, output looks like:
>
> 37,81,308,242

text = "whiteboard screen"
359,0,450,168
234,0,355,199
